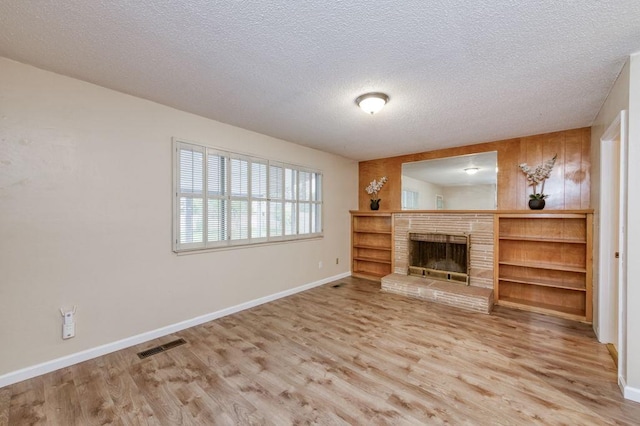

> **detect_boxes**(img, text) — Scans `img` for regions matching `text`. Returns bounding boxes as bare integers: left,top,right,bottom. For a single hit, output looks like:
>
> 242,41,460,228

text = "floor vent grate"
137,338,187,359
332,282,346,288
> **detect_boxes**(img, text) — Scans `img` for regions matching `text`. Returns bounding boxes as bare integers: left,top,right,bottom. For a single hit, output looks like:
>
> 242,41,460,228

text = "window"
402,190,419,209
174,140,323,252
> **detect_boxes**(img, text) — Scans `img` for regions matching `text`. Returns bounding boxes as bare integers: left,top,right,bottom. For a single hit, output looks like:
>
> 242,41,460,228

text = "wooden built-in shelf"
498,277,586,292
498,236,586,244
351,212,393,282
353,244,392,251
495,212,592,323
498,297,586,322
353,230,392,235
352,271,387,280
498,260,587,273
353,256,391,265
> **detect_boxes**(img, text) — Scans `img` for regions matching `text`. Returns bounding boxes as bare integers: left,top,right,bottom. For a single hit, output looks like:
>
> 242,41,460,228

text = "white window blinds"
251,160,268,239
174,140,323,252
207,153,227,242
177,145,205,249
269,163,284,238
402,190,419,209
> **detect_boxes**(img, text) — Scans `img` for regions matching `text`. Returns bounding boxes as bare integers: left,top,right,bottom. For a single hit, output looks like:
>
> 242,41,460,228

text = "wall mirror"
401,151,497,210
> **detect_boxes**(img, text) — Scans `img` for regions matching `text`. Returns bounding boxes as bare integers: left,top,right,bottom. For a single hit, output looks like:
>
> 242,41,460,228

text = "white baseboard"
0,272,350,388
620,376,640,403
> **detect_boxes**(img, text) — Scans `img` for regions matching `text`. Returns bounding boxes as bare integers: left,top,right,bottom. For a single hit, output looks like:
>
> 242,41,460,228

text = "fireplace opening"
408,233,469,284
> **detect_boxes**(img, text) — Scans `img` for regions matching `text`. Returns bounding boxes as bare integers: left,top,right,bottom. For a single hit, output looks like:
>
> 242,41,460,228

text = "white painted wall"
0,58,358,377
625,52,640,399
591,52,640,402
401,177,496,210
590,60,630,341
441,184,496,210
401,175,442,209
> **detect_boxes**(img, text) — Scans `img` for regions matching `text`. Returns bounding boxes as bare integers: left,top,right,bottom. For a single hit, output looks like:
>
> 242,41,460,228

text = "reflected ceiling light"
464,167,479,175
355,92,389,115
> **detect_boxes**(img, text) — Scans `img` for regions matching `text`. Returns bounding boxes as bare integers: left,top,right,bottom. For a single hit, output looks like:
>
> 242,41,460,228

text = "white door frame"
598,110,628,389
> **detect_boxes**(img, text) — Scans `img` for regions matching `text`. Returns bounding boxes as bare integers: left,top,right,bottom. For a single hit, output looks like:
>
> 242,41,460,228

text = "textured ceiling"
1,1,639,161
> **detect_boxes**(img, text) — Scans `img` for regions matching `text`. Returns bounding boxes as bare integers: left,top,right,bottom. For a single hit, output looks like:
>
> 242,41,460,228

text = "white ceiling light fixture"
356,92,389,115
464,167,479,175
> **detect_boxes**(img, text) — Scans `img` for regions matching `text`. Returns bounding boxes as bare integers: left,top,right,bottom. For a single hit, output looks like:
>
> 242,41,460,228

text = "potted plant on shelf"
365,176,388,210
518,154,557,210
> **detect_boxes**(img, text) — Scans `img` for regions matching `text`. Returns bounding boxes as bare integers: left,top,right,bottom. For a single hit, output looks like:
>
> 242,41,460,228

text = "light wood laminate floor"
2,277,639,425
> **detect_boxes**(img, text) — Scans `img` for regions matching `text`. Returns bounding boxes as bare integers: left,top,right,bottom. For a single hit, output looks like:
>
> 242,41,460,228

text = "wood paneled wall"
358,127,591,211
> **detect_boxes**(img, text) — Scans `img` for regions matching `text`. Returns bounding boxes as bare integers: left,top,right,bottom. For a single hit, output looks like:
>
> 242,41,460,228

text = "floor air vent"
137,338,187,359
332,282,346,288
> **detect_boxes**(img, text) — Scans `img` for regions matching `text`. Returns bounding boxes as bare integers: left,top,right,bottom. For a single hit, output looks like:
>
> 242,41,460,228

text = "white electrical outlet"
63,323,75,339
61,307,76,339
318,261,323,269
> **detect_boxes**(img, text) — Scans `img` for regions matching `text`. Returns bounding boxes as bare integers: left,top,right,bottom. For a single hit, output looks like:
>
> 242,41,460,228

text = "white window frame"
173,139,323,252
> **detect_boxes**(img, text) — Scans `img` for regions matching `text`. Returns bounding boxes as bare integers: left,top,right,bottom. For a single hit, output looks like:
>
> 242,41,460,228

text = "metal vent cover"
137,338,187,359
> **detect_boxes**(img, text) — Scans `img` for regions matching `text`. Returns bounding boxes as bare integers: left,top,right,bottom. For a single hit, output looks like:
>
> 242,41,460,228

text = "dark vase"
528,199,546,210
370,199,380,211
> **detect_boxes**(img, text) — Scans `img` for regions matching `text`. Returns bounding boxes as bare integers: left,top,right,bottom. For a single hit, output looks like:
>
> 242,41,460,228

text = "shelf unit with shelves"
351,212,393,281
495,212,593,322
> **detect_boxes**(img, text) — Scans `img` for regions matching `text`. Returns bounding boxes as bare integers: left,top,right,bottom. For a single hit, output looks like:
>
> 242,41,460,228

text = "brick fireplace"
381,212,494,313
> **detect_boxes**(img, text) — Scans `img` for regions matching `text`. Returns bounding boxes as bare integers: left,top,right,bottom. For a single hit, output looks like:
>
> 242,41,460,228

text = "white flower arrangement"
365,176,388,200
519,154,557,200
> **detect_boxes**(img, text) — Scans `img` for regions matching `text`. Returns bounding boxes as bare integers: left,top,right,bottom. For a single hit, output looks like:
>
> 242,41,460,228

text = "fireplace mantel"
352,209,594,214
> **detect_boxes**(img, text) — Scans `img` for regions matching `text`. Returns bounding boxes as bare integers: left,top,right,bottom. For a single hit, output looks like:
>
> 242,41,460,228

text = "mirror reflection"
401,152,497,210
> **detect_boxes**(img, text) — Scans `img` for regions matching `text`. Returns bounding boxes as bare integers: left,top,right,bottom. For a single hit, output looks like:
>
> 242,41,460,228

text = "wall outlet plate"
63,323,75,339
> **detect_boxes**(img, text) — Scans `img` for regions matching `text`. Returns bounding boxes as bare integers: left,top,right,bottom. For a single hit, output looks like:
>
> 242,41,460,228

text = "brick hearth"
381,273,493,313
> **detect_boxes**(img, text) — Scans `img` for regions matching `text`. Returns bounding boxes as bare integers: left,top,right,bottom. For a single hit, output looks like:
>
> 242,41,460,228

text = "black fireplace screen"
408,233,469,284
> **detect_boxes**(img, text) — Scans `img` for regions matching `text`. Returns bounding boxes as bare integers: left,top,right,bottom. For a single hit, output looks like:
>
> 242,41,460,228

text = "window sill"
174,234,324,255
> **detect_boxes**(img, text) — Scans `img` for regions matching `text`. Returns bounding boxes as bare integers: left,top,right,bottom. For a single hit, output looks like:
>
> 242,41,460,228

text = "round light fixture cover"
464,167,480,175
356,92,389,114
